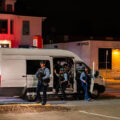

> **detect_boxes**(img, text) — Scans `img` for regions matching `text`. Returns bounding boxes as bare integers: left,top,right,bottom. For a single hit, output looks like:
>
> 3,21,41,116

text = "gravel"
0,104,70,113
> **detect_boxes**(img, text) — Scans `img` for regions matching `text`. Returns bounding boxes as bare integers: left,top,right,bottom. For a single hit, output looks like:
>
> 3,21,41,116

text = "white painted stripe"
79,111,120,120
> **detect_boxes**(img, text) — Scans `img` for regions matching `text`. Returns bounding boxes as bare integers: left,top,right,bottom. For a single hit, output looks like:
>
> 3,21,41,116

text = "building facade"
44,40,120,80
0,0,45,48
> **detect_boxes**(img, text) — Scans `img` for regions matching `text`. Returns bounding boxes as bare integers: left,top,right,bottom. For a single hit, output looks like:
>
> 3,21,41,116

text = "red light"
33,35,43,48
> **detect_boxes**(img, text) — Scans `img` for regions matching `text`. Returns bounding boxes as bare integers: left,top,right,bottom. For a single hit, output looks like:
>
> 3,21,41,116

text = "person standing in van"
80,67,91,101
54,67,68,100
35,61,50,105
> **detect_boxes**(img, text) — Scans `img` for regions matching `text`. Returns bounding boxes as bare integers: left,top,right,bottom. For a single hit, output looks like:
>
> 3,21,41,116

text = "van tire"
26,94,36,102
22,88,36,102
90,88,99,99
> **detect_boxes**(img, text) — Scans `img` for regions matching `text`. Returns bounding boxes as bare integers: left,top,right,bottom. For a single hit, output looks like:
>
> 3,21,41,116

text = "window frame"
98,48,112,69
10,20,14,34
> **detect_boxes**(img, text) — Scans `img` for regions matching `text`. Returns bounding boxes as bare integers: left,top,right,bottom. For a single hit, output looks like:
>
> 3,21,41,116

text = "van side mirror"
94,70,99,77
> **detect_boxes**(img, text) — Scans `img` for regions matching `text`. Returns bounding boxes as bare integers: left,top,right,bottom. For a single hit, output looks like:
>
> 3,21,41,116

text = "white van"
0,48,105,100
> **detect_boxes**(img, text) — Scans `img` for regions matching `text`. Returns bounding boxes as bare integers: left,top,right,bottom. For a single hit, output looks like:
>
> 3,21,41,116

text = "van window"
26,60,50,75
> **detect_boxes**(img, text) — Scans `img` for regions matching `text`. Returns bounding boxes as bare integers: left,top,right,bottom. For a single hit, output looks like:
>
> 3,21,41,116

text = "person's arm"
80,72,86,83
64,73,68,82
42,68,50,80
54,69,59,77
35,68,40,79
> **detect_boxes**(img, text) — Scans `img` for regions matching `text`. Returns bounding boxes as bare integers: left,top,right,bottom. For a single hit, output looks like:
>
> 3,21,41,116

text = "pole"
106,50,108,81
90,61,95,93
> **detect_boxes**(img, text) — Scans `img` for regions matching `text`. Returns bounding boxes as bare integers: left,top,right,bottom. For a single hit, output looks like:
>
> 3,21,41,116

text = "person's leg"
42,84,48,105
55,80,60,94
84,83,90,101
36,81,42,102
61,83,66,100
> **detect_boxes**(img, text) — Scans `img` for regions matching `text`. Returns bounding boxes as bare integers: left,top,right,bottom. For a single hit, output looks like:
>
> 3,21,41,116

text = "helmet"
60,67,64,71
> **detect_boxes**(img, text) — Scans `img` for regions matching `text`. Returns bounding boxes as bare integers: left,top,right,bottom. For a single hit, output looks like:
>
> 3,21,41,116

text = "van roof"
0,48,82,62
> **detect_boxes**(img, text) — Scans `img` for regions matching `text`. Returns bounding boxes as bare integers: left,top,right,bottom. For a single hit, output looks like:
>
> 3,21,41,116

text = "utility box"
33,35,43,48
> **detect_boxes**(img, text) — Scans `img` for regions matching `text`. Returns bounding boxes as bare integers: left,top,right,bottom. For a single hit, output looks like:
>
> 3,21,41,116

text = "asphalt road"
0,99,120,120
0,85,120,120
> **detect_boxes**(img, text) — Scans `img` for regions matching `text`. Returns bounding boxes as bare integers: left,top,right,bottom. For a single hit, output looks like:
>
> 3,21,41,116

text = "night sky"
15,0,120,40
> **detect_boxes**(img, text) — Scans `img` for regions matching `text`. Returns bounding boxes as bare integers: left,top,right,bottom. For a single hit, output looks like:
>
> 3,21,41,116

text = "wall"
44,41,91,66
90,40,120,79
90,40,120,69
0,14,43,47
44,40,120,79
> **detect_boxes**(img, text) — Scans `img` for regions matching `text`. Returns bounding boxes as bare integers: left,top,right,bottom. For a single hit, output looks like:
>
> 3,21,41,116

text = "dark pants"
82,82,90,100
61,81,68,99
36,80,48,104
54,75,60,94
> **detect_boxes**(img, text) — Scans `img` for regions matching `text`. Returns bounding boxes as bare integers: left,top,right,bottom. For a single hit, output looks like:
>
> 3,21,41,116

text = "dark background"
14,0,120,42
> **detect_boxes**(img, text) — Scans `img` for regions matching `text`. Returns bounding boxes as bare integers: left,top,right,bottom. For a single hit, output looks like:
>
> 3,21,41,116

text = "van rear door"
2,55,26,87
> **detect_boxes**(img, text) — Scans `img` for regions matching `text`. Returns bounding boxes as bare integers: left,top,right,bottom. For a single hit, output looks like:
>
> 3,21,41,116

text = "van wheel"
73,94,78,100
23,91,36,102
90,88,99,99
26,94,36,102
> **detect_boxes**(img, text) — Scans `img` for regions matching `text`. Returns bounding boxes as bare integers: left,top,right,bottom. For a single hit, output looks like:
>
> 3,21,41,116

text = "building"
0,0,45,48
44,39,120,80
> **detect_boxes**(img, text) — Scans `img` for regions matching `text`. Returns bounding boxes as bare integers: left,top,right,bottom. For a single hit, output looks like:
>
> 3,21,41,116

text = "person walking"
35,61,50,105
80,67,91,101
54,67,68,100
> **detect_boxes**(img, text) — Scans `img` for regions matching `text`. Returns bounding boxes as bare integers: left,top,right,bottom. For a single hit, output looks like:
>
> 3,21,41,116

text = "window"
7,4,12,12
98,48,112,69
0,20,8,34
26,60,50,75
10,20,14,34
0,0,5,11
22,21,30,35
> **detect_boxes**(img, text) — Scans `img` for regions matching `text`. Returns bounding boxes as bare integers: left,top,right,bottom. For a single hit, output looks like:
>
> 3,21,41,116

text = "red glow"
33,35,43,48
0,34,19,48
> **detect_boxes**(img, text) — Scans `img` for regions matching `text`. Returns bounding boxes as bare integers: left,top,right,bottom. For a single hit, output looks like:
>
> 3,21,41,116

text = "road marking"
79,111,120,120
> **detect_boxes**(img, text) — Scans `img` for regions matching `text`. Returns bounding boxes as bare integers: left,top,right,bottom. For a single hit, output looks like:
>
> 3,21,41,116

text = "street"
0,99,120,120
0,85,120,120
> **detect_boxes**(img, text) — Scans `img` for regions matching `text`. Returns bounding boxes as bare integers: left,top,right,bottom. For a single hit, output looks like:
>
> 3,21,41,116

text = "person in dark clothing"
53,68,60,95
54,67,68,100
80,67,91,101
35,61,50,105
53,61,61,94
